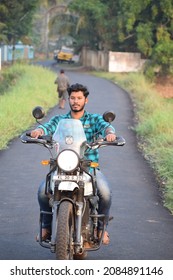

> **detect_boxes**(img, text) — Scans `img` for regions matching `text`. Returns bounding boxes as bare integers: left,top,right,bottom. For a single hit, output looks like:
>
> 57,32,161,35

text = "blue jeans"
38,169,112,230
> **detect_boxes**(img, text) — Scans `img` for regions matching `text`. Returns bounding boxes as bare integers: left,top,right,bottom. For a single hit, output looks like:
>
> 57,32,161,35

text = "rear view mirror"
103,111,116,123
32,106,45,120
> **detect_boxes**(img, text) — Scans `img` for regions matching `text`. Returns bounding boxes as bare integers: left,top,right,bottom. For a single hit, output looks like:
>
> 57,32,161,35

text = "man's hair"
67,83,89,97
60,69,64,73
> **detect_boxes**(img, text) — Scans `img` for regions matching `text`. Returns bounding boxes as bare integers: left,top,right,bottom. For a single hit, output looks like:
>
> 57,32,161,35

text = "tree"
115,0,173,73
0,3,8,43
0,0,39,45
69,0,107,50
69,0,173,74
30,0,73,54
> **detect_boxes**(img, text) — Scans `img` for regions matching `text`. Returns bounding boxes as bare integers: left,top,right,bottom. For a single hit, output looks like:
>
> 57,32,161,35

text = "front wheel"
56,201,74,260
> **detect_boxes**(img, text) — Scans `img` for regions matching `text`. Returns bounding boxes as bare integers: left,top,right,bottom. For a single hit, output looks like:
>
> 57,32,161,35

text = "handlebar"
21,133,125,148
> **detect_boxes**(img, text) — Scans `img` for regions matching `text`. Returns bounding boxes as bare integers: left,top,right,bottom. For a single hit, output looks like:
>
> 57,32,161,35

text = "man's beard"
70,103,85,112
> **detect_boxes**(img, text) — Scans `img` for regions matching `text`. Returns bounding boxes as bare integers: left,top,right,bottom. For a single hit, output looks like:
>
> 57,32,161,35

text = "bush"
0,67,24,95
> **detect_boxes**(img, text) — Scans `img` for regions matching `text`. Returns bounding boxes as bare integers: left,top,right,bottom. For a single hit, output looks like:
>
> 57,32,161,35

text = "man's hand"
105,133,116,142
30,128,44,139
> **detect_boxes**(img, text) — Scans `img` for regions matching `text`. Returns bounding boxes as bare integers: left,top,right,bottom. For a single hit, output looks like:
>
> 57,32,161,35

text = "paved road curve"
1,61,173,260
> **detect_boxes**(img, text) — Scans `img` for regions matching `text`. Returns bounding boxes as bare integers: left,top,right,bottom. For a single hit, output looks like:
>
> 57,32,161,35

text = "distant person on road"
54,69,70,109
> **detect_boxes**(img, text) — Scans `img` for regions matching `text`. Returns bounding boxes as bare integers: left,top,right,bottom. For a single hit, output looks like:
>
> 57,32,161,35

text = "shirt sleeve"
38,116,60,135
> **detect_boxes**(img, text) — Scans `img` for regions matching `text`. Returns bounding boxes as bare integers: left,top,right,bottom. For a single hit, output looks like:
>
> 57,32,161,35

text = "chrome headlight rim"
57,149,79,172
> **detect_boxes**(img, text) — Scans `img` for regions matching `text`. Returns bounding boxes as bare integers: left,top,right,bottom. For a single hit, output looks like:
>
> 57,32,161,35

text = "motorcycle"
21,106,125,260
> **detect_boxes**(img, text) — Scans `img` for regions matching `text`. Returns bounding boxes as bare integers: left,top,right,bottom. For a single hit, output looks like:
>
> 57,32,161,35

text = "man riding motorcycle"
30,83,116,245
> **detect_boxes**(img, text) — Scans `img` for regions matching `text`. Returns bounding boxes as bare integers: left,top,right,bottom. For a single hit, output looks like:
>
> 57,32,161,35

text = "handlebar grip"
20,133,48,145
100,136,125,146
26,132,31,137
115,136,126,146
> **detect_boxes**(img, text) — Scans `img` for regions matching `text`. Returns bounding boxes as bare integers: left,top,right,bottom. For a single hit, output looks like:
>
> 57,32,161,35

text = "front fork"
50,201,59,253
74,181,85,254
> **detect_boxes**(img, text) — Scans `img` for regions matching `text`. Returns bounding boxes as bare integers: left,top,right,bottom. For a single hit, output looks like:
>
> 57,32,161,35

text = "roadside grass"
93,72,173,213
0,63,57,149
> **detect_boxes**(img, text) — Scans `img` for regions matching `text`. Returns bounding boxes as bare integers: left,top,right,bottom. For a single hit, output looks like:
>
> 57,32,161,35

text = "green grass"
93,71,173,212
0,63,57,149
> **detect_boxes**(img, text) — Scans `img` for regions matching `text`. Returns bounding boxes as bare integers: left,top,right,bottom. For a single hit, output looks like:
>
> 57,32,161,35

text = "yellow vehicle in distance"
54,46,74,64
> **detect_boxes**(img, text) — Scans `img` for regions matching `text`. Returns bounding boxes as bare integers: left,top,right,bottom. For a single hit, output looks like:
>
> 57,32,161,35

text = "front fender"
58,181,79,191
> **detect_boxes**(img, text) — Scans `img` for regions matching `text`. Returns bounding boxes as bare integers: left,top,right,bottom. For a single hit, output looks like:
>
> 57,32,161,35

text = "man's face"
69,91,87,112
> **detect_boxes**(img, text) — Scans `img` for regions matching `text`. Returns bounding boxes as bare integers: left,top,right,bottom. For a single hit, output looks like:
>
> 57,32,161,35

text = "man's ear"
85,98,88,104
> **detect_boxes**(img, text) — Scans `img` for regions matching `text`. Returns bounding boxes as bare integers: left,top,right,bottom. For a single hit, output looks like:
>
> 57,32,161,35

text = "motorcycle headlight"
57,150,79,172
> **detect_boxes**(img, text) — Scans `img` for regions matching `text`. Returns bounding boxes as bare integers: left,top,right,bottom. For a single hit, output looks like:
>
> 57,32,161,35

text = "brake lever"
90,136,125,149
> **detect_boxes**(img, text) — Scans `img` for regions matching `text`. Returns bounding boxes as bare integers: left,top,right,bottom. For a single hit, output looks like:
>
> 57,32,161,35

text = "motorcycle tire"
56,201,74,260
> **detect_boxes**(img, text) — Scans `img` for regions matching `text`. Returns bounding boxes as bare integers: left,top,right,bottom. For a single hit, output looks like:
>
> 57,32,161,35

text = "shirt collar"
67,111,89,120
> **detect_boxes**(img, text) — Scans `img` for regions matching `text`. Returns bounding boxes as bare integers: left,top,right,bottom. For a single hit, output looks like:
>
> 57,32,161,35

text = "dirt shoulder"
154,76,173,98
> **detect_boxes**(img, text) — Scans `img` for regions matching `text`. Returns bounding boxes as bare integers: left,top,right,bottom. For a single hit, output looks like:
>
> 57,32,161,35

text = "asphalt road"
1,61,173,260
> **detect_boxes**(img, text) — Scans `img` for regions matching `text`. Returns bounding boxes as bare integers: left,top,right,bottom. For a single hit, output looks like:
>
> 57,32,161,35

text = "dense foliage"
69,0,173,74
0,0,39,45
